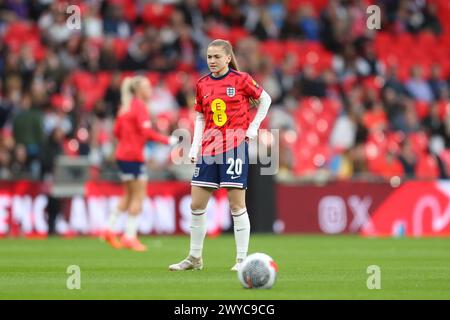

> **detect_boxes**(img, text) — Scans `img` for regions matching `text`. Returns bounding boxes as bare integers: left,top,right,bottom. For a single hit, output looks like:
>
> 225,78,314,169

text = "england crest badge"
226,87,235,97
194,167,200,178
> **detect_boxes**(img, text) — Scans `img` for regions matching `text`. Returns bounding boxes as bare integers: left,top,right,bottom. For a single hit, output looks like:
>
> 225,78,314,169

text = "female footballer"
103,75,178,251
169,39,272,271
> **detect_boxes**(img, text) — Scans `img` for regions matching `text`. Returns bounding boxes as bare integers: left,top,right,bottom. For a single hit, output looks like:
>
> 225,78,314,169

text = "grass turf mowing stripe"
0,235,449,299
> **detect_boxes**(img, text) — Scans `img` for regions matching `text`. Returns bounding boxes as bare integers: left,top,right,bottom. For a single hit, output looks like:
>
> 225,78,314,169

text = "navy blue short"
116,160,147,181
191,142,249,189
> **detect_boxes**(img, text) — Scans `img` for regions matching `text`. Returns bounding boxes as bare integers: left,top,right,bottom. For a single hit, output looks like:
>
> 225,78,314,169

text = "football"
237,253,278,289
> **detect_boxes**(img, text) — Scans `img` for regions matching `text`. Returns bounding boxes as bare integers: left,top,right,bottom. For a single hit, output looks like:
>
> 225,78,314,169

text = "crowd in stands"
0,0,450,182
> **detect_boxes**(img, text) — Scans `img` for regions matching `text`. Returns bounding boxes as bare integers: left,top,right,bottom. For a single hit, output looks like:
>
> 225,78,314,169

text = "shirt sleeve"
193,82,203,113
135,102,170,145
242,73,263,100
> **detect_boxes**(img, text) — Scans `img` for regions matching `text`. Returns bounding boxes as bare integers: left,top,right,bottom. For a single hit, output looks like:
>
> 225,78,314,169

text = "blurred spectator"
428,64,448,101
149,80,178,115
175,75,195,109
59,35,83,71
275,53,299,103
10,143,29,178
104,72,122,116
39,4,74,45
329,148,353,179
422,102,444,137
351,143,369,177
246,6,279,40
297,64,327,97
0,147,12,179
12,93,44,178
405,65,434,102
382,87,404,125
384,65,407,96
265,0,286,30
280,10,302,40
41,127,63,179
355,40,384,77
99,37,120,70
120,34,150,71
320,0,346,53
83,2,103,39
177,0,204,33
398,138,417,178
421,2,442,35
43,102,73,137
102,2,132,38
258,58,282,104
393,100,421,133
0,85,14,129
299,5,319,40
330,112,357,150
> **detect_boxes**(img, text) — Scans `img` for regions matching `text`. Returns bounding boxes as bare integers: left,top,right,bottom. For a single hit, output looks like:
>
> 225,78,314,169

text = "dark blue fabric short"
191,142,249,189
116,160,147,181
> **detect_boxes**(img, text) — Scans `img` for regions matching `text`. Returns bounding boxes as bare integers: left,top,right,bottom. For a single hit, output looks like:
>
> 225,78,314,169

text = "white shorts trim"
120,173,148,181
191,181,219,189
120,173,134,181
220,182,244,188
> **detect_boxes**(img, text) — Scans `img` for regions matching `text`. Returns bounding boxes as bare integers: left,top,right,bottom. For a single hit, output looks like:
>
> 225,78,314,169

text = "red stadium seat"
409,132,429,156
260,41,284,65
123,0,137,21
142,3,174,28
164,71,185,95
438,100,450,120
228,27,249,45
207,24,230,43
415,100,430,119
71,71,110,111
113,38,130,60
415,154,439,179
145,72,161,86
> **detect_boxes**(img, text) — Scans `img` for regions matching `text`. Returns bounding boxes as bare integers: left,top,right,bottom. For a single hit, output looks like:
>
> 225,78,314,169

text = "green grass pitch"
0,235,449,299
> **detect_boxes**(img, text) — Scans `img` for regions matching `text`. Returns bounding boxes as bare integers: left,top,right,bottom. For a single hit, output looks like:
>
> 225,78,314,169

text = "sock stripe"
231,210,247,217
191,209,206,216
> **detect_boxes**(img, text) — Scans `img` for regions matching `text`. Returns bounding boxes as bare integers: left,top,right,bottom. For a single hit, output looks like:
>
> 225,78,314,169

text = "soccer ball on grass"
237,253,278,289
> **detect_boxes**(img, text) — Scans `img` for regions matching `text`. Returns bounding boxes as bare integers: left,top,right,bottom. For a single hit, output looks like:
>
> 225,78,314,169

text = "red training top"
194,68,263,156
114,97,169,162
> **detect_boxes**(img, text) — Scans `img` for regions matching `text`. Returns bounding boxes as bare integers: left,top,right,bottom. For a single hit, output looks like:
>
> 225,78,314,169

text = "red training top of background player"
114,97,169,162
194,68,263,156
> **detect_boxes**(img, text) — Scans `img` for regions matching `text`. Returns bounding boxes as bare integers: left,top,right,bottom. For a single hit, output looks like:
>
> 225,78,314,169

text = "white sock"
232,208,250,261
125,215,139,238
108,206,124,231
189,209,207,258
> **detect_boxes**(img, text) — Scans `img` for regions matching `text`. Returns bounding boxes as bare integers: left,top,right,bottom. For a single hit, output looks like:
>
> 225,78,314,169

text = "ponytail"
229,50,240,72
208,39,258,107
120,77,134,113
119,75,149,113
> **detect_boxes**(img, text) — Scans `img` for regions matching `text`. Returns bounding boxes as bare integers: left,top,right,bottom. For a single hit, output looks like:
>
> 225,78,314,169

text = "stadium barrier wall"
1,180,450,237
277,180,450,237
